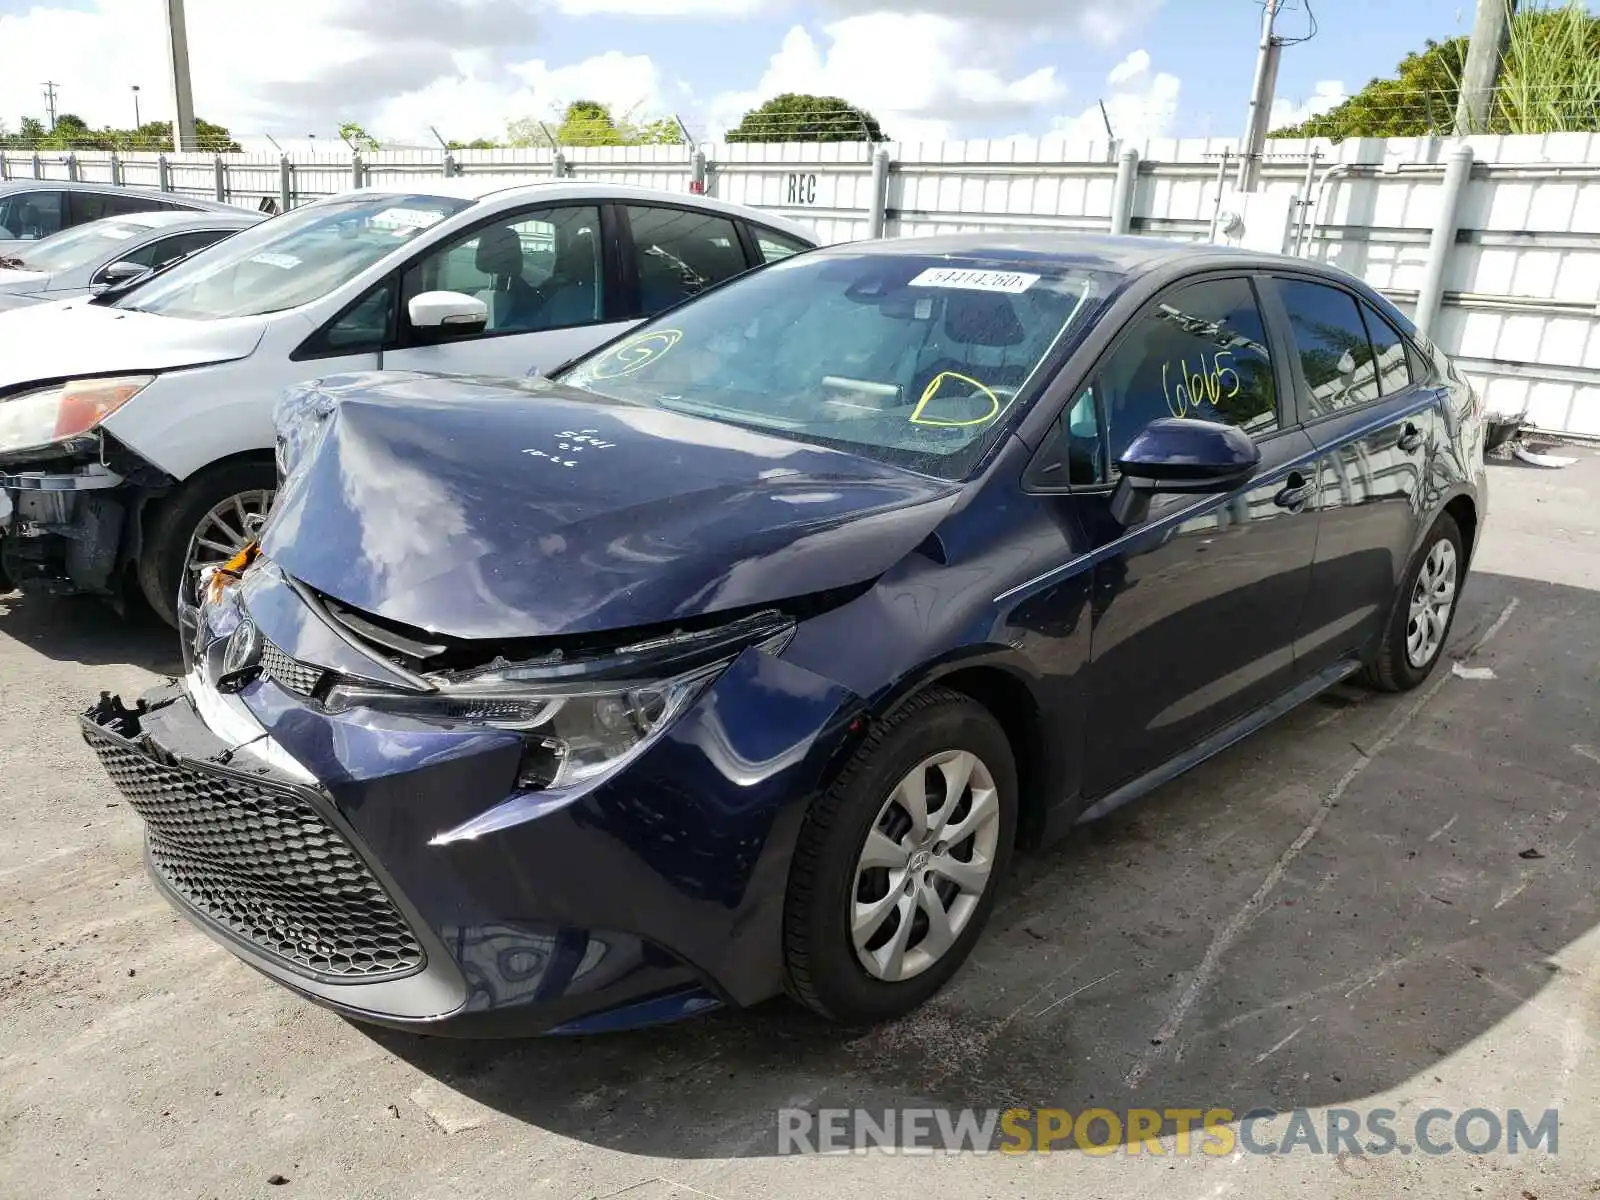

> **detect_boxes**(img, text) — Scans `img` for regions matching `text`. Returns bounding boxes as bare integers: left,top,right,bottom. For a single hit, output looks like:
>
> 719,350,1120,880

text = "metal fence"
3,132,1598,437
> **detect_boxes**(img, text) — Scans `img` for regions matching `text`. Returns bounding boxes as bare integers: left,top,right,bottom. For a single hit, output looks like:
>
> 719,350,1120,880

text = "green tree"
339,121,380,152
725,93,887,142
1275,0,1600,140
446,137,502,150
506,101,684,148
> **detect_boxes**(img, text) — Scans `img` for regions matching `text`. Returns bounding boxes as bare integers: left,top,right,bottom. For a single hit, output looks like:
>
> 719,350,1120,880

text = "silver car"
0,180,254,254
0,210,263,310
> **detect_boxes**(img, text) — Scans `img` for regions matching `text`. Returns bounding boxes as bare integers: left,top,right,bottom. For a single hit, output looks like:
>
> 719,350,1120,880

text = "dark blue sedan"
82,235,1487,1034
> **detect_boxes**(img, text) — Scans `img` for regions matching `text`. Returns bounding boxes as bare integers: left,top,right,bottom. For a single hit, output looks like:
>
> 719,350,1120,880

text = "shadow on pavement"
369,569,1599,1157
0,590,182,676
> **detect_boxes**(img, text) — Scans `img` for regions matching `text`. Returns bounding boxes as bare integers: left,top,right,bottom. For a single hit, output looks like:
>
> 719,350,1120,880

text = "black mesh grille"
260,639,325,696
82,721,424,981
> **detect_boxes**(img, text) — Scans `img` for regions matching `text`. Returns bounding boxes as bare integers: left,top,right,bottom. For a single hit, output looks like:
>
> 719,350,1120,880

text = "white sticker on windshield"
249,252,301,270
372,207,444,232
909,267,1040,294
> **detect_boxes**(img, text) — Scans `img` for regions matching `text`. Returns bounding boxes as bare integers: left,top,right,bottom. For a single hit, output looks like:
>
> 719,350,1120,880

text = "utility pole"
1235,0,1283,193
1454,0,1517,135
41,81,59,130
162,0,198,152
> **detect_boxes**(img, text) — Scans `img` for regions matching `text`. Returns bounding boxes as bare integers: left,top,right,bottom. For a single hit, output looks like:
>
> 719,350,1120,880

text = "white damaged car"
0,178,815,621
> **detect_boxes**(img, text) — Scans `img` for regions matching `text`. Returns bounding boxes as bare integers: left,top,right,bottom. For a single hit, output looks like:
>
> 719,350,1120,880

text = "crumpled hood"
263,371,962,640
0,299,266,388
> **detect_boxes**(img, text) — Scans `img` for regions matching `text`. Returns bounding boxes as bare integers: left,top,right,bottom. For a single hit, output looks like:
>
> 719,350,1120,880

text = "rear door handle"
1274,471,1313,512
1398,423,1424,453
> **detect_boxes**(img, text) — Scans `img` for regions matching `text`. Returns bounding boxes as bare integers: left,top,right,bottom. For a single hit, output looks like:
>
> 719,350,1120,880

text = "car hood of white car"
0,266,51,293
0,299,268,391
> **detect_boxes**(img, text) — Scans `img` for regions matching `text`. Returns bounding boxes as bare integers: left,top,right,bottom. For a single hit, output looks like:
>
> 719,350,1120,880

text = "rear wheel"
783,687,1016,1024
137,460,276,627
1364,511,1463,692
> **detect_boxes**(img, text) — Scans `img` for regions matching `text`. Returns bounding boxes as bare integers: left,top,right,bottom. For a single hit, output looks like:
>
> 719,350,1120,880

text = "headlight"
0,375,154,452
325,662,722,789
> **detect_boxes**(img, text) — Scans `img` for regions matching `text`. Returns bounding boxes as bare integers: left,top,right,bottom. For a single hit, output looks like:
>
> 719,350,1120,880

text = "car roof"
0,180,253,215
75,209,263,233
808,232,1337,278
332,177,819,242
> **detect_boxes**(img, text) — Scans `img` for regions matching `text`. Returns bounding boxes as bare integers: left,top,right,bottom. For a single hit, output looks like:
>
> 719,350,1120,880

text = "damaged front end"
81,540,867,1034
0,377,168,600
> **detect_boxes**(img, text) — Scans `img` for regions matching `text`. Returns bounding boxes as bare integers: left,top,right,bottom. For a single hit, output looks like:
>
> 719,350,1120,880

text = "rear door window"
752,226,812,263
1358,300,1413,396
1277,279,1381,418
624,205,750,316
0,190,64,240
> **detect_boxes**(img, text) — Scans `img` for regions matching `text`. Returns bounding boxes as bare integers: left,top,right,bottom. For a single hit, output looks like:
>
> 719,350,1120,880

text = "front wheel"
783,687,1017,1024
137,460,276,627
1363,511,1464,692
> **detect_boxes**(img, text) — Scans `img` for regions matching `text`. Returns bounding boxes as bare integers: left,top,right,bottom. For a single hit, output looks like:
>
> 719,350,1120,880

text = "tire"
783,686,1017,1024
136,459,277,628
1363,511,1464,693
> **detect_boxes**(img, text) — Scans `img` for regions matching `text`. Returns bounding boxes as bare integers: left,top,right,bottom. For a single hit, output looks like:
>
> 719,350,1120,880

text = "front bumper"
82,577,862,1036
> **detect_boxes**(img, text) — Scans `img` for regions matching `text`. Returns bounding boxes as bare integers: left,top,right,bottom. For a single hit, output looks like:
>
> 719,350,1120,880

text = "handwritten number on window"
1162,351,1242,419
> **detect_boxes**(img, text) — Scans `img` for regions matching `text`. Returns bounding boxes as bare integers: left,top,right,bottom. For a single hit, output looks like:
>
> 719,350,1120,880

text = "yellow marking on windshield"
590,329,683,379
908,371,1002,427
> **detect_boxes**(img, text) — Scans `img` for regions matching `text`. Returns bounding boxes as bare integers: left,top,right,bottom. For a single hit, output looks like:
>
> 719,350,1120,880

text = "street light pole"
132,85,141,131
162,0,198,152
1235,0,1284,193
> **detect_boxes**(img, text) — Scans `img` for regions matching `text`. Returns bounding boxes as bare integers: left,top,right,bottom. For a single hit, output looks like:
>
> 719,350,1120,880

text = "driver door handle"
1398,423,1424,453
1274,471,1313,512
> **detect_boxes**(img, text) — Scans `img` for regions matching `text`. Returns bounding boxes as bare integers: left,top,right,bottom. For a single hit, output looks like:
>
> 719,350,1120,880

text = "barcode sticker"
909,267,1040,294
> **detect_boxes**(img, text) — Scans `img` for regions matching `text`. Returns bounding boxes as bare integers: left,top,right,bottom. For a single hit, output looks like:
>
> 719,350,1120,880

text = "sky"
0,0,1487,149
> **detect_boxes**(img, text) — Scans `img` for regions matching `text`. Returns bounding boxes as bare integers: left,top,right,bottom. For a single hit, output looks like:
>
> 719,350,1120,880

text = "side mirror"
1109,418,1261,526
97,260,152,290
408,290,488,336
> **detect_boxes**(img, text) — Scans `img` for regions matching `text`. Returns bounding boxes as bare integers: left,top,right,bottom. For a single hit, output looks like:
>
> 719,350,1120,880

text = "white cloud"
1107,49,1150,87
819,0,1163,44
1271,80,1348,130
1049,48,1180,145
556,0,772,11
369,51,683,143
710,15,1068,143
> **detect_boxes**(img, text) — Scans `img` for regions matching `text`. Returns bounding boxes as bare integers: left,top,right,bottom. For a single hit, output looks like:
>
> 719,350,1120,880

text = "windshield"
114,193,473,320
6,220,153,273
559,252,1117,479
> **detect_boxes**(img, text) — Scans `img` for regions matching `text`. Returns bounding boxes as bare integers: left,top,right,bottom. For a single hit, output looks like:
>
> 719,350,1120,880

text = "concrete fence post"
1109,147,1140,236
690,147,708,194
867,147,892,239
213,155,227,201
157,154,171,192
279,155,293,213
31,153,43,179
551,150,567,179
442,151,457,178
66,153,80,182
352,152,365,189
109,153,123,186
1415,144,1474,339
0,154,10,182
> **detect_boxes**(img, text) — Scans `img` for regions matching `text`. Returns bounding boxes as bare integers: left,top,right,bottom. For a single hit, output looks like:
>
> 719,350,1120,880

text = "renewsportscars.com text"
777,1107,1560,1156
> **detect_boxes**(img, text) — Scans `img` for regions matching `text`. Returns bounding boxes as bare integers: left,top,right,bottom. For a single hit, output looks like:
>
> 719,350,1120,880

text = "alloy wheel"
185,489,274,582
1406,538,1458,668
850,750,1001,983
